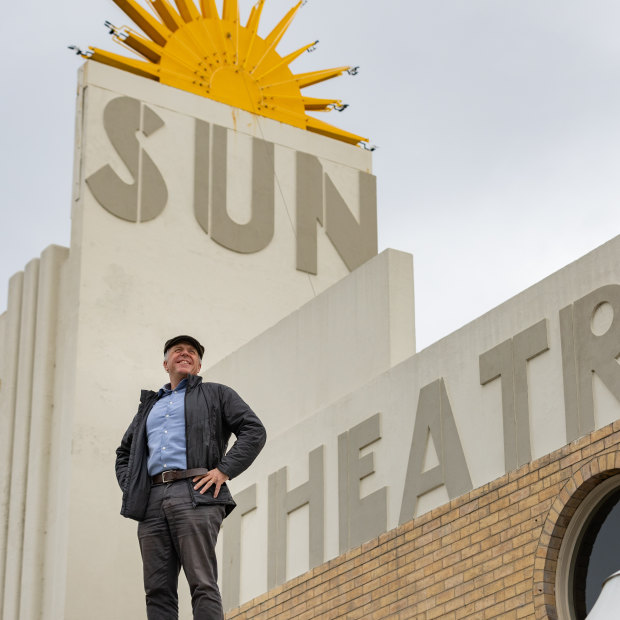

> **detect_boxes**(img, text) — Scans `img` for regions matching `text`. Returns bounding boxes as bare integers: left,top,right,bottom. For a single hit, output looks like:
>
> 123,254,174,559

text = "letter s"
86,96,168,222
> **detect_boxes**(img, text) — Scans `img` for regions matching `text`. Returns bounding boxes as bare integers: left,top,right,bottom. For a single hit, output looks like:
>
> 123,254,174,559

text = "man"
115,335,266,619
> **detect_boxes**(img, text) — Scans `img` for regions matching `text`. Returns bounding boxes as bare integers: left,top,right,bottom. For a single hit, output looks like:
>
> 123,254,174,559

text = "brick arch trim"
533,451,620,620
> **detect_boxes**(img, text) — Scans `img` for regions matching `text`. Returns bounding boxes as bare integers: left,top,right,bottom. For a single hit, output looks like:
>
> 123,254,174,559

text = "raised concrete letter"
325,171,377,272
210,124,275,253
296,152,377,274
479,319,549,471
222,484,256,611
296,152,324,274
338,414,386,553
86,96,167,222
399,379,472,525
267,446,324,589
193,119,210,234
560,285,620,441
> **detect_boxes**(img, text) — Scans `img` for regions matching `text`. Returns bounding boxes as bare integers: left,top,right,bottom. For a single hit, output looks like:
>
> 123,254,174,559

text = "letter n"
296,152,377,274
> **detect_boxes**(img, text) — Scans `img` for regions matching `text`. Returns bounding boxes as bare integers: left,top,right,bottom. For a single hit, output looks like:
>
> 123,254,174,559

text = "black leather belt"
152,468,209,485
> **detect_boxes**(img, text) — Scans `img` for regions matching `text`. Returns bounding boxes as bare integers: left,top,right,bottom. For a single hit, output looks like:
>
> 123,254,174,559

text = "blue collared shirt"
146,378,188,476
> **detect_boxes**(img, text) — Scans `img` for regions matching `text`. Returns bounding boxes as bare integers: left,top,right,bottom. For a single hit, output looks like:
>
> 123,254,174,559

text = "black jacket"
115,375,266,521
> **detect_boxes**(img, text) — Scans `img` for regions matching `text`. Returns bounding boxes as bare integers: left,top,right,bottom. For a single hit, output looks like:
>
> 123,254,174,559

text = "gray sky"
1,0,620,350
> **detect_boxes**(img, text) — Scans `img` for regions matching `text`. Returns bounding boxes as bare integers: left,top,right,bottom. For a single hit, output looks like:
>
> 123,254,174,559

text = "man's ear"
163,359,168,372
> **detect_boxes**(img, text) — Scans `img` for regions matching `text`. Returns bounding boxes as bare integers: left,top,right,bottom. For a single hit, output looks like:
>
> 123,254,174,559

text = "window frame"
556,475,620,619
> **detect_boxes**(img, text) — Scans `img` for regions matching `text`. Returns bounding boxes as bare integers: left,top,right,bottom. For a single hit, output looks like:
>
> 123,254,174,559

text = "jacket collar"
140,389,158,404
140,374,203,403
187,374,203,389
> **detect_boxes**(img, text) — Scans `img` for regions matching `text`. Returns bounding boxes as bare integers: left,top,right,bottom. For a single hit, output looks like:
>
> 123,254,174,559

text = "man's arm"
193,385,266,496
115,415,137,491
217,386,266,478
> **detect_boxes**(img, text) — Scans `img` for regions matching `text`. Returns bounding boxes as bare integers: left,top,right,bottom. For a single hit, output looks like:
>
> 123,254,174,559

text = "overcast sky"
1,0,620,350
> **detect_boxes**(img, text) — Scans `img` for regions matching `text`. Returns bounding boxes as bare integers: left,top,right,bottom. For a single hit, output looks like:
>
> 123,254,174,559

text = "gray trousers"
138,480,226,620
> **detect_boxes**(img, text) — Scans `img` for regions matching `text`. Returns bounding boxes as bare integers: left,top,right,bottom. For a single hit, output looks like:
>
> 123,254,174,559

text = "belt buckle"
161,470,175,484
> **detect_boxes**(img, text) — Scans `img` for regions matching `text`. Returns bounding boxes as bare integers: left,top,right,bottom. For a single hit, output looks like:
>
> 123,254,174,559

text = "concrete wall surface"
0,62,379,620
73,61,376,370
63,63,377,620
209,248,416,437
225,418,620,620
214,234,620,609
0,246,70,620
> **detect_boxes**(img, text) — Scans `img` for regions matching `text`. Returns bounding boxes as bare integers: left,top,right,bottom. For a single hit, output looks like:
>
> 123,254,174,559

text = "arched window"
556,475,620,619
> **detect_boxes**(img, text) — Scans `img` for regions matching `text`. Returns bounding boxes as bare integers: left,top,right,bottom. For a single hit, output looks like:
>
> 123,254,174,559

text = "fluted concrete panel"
2,259,39,620
20,246,69,620
0,272,24,607
41,246,75,620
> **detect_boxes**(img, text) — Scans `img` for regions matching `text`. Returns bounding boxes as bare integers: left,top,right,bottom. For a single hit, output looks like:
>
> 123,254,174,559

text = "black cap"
164,335,205,360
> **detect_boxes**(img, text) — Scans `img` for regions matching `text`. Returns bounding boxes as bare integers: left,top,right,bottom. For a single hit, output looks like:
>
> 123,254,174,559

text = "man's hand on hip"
193,468,229,498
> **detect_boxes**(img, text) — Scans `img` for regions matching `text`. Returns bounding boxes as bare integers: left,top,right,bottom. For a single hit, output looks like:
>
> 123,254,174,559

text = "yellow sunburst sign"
74,0,367,145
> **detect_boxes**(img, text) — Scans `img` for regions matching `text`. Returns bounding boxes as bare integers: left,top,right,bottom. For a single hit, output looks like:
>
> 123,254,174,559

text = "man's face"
163,342,202,379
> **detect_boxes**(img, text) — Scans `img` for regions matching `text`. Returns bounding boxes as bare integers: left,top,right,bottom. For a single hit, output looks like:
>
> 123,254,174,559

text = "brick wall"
226,419,620,620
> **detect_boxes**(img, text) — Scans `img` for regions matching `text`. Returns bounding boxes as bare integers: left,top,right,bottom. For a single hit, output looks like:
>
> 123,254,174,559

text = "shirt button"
163,447,166,451
164,430,168,434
